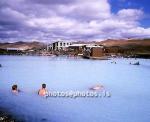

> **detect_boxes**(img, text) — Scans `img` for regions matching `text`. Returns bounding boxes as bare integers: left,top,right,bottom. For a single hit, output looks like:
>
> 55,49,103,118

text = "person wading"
38,84,48,96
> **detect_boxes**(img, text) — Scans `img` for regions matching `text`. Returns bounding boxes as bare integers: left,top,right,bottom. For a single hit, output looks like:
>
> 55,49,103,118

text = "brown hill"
97,39,150,47
0,41,46,50
96,39,150,56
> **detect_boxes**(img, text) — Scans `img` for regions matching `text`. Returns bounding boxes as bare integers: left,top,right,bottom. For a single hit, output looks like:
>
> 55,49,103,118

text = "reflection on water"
0,56,150,122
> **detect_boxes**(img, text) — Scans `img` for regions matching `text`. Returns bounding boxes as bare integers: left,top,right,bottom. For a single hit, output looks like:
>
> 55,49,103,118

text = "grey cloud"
0,0,150,42
28,0,77,5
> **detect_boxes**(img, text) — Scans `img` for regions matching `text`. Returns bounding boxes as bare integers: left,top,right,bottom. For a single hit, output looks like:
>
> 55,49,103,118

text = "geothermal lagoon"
0,56,150,122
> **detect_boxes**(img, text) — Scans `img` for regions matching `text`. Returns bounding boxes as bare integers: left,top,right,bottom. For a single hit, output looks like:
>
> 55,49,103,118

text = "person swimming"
89,84,104,91
38,84,48,96
12,84,20,93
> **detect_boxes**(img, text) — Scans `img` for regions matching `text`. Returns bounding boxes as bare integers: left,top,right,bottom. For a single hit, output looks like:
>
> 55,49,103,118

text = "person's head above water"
12,84,17,91
12,84,20,93
42,83,46,89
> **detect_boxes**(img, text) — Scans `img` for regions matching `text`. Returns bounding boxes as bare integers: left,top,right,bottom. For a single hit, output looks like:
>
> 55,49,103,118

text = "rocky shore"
0,108,23,122
0,109,15,122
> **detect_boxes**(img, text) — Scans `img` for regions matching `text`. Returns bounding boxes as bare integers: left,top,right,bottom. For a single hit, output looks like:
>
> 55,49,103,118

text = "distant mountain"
97,39,150,47
95,39,150,55
0,41,46,50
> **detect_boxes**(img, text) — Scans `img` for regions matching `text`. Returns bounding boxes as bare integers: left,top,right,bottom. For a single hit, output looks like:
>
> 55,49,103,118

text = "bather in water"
12,84,21,93
89,84,104,91
38,83,48,96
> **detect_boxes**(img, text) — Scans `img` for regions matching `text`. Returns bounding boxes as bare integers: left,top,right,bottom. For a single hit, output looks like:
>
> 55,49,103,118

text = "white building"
68,43,103,49
6,48,25,51
47,40,72,51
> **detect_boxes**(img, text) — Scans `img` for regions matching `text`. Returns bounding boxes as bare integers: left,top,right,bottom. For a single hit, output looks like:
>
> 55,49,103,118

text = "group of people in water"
129,61,140,65
11,83,48,96
111,61,117,64
11,83,105,96
111,61,140,65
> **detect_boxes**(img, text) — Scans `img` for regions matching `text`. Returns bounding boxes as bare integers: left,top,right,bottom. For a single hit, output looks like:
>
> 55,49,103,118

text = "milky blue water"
0,56,150,122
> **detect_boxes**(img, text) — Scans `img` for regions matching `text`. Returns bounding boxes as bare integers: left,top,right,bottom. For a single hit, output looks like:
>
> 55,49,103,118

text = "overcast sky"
0,0,150,42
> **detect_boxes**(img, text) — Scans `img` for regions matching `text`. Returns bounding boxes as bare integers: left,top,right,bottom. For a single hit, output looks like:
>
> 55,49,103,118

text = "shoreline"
0,107,24,122
0,108,15,122
0,54,150,60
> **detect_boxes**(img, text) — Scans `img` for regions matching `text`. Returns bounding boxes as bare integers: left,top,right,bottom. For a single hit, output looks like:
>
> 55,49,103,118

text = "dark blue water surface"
0,56,150,122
